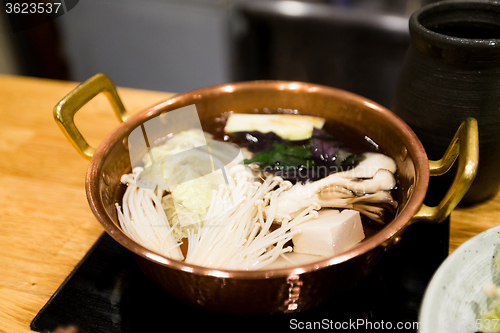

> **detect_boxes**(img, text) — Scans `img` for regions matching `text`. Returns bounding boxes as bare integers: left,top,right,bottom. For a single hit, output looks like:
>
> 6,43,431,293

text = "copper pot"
54,74,478,315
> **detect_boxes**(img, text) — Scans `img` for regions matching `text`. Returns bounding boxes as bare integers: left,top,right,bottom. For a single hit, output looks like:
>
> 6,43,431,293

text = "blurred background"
0,0,439,108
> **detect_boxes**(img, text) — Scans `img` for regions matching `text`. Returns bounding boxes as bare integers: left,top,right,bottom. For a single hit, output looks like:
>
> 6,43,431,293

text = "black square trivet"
31,218,449,333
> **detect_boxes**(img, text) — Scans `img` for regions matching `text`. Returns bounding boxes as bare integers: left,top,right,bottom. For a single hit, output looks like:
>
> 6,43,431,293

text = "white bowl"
419,224,500,333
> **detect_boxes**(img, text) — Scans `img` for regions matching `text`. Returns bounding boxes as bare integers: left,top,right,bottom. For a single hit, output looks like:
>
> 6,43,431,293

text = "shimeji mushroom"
268,153,398,223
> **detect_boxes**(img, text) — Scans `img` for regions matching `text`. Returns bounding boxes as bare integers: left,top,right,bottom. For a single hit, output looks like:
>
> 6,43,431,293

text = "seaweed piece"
310,128,339,166
230,131,290,153
310,128,364,170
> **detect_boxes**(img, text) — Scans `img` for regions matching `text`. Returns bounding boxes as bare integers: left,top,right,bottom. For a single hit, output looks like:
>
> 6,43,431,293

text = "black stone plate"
31,219,449,333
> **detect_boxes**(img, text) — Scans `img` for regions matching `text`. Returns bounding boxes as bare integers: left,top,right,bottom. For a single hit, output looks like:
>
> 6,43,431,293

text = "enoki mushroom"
115,168,184,261
116,165,319,269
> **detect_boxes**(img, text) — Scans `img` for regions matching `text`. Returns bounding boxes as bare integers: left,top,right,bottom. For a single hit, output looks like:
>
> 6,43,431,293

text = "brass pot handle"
53,73,129,160
411,117,479,223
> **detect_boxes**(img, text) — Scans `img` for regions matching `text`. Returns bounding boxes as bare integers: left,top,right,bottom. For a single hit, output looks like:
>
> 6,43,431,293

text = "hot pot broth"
114,110,400,270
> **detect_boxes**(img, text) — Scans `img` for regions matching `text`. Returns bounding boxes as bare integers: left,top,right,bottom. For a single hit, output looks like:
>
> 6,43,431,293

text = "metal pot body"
54,77,477,315
81,81,427,314
133,245,385,314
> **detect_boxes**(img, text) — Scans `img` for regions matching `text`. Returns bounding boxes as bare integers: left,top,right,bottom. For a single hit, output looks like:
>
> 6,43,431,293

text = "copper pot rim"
86,80,429,279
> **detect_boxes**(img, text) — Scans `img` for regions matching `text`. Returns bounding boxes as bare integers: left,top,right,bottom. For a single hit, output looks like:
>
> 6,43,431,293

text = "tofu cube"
292,209,365,257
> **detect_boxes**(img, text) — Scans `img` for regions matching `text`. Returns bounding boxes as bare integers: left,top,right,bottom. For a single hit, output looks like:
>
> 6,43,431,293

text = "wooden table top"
0,74,498,333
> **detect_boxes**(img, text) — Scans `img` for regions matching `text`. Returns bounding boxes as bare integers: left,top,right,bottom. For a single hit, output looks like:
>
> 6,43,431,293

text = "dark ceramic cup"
392,0,500,205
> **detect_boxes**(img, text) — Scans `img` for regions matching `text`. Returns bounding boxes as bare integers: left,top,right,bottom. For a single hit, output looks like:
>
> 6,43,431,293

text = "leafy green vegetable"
238,128,365,182
244,143,313,171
